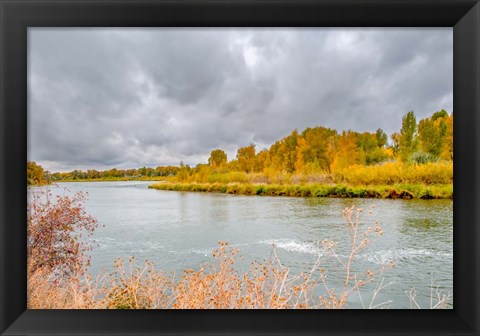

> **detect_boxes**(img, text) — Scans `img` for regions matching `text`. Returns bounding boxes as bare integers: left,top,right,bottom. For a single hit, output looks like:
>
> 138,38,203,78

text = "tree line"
188,109,453,178
49,166,180,181
28,109,452,185
27,164,180,185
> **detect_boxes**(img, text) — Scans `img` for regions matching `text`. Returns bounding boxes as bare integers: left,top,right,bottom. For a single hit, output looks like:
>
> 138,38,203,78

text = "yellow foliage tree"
331,131,362,172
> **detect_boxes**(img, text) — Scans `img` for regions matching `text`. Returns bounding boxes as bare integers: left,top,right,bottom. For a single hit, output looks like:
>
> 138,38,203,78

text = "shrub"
27,190,98,279
255,185,265,195
207,171,249,184
410,151,439,165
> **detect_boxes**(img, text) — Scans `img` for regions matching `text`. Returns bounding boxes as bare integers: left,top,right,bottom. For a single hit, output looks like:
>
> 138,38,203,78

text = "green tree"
431,109,448,121
300,127,336,172
398,111,418,161
418,116,446,157
358,132,390,165
282,130,299,173
139,167,147,176
375,128,388,148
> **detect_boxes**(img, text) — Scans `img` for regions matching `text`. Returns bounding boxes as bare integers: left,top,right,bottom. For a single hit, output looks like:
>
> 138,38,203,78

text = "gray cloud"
28,28,452,172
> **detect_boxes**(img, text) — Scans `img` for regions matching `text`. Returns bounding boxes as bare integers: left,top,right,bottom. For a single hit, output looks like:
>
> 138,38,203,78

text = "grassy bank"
149,181,453,199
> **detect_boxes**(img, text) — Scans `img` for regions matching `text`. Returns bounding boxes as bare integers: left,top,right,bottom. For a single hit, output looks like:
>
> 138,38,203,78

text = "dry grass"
406,278,453,309
27,260,99,309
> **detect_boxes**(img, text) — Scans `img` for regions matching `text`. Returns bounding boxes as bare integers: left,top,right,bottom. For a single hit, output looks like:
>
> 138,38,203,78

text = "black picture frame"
1,0,479,335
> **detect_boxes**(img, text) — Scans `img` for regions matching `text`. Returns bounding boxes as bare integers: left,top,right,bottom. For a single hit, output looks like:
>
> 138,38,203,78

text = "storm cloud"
28,28,452,172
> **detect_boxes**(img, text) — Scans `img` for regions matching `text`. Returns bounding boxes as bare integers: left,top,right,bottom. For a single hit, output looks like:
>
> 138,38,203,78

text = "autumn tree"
266,131,300,173
299,127,336,173
193,163,214,182
27,161,49,185
236,144,256,173
266,141,284,172
87,170,100,179
294,137,308,172
441,113,453,160
155,166,179,177
254,149,269,172
176,161,191,182
331,131,362,171
208,149,228,169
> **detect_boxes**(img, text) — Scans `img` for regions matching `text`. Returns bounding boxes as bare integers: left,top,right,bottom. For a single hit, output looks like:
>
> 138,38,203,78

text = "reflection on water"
31,181,453,309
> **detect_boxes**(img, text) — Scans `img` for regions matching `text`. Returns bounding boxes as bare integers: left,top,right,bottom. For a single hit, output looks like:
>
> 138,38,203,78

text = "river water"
33,181,453,309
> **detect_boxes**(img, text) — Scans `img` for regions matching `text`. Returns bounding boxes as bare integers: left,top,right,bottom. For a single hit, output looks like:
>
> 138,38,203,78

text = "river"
32,181,453,309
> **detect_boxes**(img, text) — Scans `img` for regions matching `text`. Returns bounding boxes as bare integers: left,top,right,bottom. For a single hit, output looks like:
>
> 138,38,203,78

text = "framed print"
1,0,479,335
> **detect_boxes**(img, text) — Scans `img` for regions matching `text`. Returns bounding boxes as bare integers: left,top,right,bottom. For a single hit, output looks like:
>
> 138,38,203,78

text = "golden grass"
333,161,453,185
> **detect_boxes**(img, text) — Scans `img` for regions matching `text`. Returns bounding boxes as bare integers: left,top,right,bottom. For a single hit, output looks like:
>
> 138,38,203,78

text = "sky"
28,28,453,172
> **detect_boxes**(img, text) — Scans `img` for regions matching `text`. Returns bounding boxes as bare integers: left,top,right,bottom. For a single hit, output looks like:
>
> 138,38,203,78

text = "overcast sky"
28,28,452,172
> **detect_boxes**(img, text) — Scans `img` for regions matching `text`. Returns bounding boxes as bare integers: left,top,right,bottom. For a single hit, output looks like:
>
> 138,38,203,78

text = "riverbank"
54,176,168,182
148,181,453,199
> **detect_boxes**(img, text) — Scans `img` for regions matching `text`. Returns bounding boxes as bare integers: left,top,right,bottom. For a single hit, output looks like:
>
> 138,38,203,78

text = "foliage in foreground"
27,191,99,278
27,192,452,309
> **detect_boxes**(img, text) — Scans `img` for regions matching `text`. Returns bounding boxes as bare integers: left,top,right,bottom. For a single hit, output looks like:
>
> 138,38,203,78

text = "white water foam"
357,249,453,265
92,237,452,266
259,238,323,255
91,237,165,253
170,247,215,257
170,239,323,257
